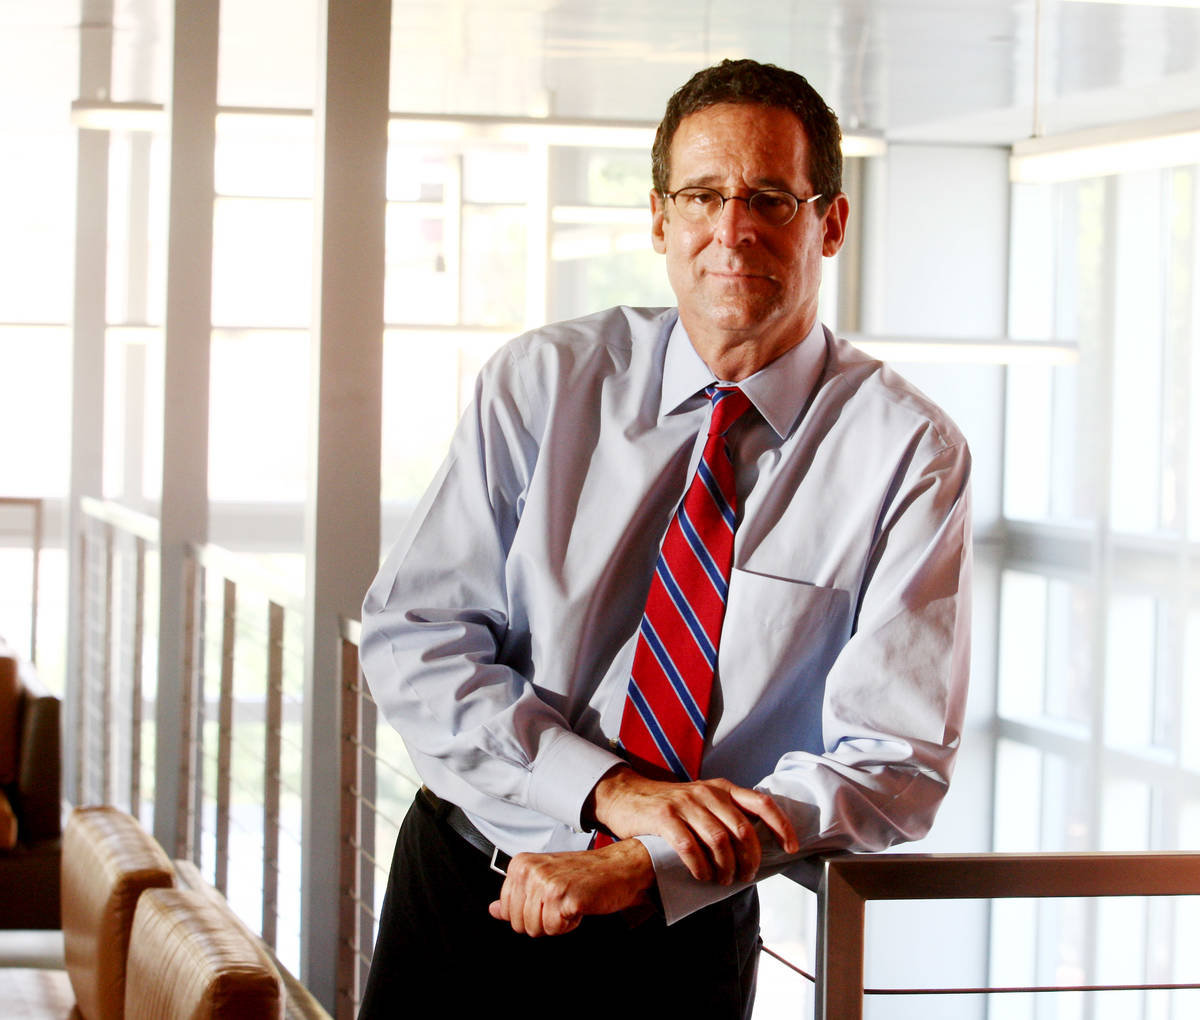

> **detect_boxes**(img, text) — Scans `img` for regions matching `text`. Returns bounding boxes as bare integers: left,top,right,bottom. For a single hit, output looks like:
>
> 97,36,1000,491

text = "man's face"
651,102,848,375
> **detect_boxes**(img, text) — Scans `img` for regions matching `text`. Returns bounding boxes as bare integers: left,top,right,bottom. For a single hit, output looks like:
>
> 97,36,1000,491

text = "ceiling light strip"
70,101,887,156
1011,110,1200,182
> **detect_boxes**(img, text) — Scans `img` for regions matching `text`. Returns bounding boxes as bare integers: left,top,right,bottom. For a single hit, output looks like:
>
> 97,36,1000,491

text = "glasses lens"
747,190,799,226
671,188,722,223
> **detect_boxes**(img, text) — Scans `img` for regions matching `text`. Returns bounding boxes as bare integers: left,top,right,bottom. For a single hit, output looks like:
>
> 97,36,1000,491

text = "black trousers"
358,790,761,1019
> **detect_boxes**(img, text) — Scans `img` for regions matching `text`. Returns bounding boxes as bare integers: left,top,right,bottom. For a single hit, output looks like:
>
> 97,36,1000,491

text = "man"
359,58,971,1018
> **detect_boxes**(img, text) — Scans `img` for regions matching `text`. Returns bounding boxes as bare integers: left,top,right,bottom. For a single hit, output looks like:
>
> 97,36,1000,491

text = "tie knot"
706,386,751,437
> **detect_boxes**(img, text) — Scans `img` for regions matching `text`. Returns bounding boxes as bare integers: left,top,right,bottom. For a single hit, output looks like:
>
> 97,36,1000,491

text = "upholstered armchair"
0,641,62,929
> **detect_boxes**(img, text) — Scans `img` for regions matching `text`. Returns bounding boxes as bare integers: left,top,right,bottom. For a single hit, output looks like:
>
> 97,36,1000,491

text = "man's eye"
755,192,789,209
683,190,718,206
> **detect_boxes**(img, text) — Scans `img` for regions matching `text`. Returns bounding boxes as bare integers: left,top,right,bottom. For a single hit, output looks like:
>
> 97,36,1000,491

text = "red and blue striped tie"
617,384,751,782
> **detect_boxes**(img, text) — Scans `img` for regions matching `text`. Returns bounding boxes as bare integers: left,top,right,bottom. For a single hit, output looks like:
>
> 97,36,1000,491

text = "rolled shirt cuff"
525,728,626,833
636,834,753,924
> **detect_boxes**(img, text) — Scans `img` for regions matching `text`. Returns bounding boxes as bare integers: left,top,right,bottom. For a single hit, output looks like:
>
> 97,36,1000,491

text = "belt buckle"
489,846,508,876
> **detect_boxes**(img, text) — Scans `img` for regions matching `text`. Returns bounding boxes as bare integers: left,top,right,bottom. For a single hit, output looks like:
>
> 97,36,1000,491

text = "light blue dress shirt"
361,305,972,923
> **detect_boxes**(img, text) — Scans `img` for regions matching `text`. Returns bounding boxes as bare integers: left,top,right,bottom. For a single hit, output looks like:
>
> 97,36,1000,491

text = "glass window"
1003,179,1108,527
109,0,170,104
461,205,527,326
212,197,313,329
1000,160,1200,1019
215,113,314,199
993,739,1043,850
1183,608,1200,772
217,0,317,110
1044,578,1093,728
384,202,456,326
0,327,71,495
463,146,532,204
1174,802,1200,994
380,329,508,514
1161,168,1195,537
1007,183,1055,342
1104,593,1157,753
1110,172,1166,535
105,132,169,327
0,29,76,325
208,330,310,503
103,327,164,505
1003,365,1054,520
997,571,1048,720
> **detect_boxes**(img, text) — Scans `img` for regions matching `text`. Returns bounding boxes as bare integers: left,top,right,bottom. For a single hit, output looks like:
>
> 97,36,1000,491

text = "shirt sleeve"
642,435,974,924
359,344,623,831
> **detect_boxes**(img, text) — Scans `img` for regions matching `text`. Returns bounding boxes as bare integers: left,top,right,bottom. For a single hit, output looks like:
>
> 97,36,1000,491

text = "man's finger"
726,784,799,854
658,815,715,883
689,790,763,881
694,819,739,884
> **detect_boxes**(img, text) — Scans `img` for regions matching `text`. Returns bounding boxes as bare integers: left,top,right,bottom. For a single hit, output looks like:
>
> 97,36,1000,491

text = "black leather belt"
418,786,511,875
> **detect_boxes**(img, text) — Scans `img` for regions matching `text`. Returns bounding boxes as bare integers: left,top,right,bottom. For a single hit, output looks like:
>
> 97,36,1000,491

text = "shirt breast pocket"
712,569,853,764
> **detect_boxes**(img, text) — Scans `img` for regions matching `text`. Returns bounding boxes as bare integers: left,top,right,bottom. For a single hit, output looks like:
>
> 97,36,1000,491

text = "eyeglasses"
663,187,822,228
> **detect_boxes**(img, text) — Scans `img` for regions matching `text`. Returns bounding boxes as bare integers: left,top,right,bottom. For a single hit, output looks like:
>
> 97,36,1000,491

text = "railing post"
130,535,146,817
215,578,236,895
337,633,360,1020
100,521,115,804
816,859,866,1020
357,686,377,999
176,552,202,860
74,525,88,805
263,600,284,949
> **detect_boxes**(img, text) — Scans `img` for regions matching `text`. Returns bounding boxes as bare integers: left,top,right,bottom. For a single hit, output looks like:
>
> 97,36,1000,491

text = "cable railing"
815,851,1200,1018
334,612,1200,1019
77,497,159,819
74,503,313,979
73,510,1200,1019
337,616,426,1020
331,616,814,1019
181,539,307,975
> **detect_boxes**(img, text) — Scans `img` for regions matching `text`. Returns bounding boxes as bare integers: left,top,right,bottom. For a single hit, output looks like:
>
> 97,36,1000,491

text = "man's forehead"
667,103,810,183
675,100,802,130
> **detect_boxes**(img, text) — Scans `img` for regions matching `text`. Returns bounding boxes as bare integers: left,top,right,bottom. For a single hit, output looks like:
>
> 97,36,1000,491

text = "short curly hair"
652,59,842,214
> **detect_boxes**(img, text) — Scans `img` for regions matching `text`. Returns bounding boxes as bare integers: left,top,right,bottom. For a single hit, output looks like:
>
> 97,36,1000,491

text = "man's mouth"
709,267,772,281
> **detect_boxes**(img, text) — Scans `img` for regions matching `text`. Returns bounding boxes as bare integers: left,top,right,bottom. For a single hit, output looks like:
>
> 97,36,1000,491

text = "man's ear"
821,193,850,257
650,189,667,254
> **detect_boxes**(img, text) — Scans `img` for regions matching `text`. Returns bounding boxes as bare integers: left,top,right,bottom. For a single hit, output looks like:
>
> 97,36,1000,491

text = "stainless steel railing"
180,539,307,972
816,851,1200,1018
77,497,159,815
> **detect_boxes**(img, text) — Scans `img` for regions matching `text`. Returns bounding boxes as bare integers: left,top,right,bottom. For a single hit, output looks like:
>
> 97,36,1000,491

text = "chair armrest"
16,677,61,841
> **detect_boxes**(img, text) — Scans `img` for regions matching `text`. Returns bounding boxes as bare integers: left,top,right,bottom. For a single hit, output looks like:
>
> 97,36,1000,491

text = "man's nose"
713,196,757,246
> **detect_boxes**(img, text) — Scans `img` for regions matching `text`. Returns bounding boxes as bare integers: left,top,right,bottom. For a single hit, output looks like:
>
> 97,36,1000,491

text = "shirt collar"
659,315,827,439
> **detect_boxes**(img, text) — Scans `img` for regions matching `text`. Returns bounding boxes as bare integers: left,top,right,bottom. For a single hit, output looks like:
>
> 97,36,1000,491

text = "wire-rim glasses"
664,187,823,228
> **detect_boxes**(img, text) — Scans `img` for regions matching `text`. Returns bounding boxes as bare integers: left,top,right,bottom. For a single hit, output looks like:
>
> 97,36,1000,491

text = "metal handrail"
79,495,160,542
816,850,1200,1018
179,539,303,955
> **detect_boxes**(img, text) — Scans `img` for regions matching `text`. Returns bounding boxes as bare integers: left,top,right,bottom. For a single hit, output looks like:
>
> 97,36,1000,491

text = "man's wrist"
584,762,633,831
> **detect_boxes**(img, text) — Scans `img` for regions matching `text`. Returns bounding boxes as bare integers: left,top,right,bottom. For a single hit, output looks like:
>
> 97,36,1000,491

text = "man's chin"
705,300,784,334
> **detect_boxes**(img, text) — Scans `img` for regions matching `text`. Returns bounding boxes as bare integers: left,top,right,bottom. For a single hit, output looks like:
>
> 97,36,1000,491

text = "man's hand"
488,838,654,937
587,766,799,885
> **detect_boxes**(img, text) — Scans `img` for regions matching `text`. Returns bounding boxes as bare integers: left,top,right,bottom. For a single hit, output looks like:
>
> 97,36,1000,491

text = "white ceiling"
10,0,1200,148
388,0,1200,147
